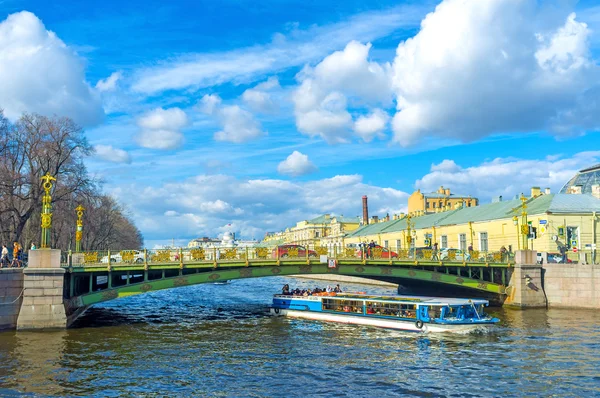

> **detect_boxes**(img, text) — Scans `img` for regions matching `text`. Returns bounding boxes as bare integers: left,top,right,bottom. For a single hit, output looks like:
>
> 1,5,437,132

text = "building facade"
346,189,600,264
408,186,478,215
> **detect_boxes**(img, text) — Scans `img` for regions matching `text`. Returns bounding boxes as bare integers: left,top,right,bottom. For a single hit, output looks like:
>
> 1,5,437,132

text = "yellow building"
289,214,360,247
319,215,361,251
346,189,600,263
408,186,478,215
262,214,361,248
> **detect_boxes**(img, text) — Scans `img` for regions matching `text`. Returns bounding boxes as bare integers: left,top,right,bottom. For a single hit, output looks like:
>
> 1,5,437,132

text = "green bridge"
62,248,514,311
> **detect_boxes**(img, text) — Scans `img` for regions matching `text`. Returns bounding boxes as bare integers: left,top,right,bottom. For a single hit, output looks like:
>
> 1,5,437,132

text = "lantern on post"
75,205,85,252
40,173,56,249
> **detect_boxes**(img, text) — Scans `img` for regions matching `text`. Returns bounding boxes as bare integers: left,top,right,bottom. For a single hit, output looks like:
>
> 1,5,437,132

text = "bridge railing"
62,244,512,268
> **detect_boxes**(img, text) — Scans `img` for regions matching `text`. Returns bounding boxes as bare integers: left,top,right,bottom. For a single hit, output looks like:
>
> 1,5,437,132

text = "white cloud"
416,151,600,202
198,94,222,115
113,173,409,242
95,71,122,92
199,94,265,143
94,144,132,164
0,11,103,126
293,41,392,143
136,107,188,150
241,76,281,113
277,151,318,177
130,4,423,94
354,109,389,142
391,1,600,146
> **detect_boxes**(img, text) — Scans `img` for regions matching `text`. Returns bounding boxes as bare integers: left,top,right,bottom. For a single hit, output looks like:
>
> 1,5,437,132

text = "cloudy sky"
1,0,599,247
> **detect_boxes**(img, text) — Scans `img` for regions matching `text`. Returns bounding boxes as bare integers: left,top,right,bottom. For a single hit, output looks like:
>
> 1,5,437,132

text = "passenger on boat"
343,306,351,312
334,284,342,293
282,284,290,295
366,306,375,314
326,285,332,293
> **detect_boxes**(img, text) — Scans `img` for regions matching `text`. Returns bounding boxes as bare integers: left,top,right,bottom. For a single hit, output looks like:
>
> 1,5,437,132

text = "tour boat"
270,292,499,333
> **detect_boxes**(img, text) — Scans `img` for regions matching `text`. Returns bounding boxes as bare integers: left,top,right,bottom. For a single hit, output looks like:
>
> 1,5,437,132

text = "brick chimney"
362,195,369,225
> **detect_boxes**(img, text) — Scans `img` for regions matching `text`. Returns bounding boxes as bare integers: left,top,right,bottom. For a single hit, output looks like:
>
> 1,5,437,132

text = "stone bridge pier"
16,249,68,330
504,250,547,308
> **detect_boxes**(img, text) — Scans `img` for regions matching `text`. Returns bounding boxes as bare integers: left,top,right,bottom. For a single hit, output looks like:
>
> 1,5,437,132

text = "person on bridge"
432,242,439,260
11,241,22,268
0,245,8,268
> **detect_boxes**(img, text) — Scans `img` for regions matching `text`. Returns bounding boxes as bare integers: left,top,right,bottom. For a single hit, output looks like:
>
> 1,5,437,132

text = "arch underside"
67,264,507,308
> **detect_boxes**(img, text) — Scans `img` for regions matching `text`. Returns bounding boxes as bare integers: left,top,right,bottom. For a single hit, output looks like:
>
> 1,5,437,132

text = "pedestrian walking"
11,241,22,268
432,242,439,260
0,245,8,268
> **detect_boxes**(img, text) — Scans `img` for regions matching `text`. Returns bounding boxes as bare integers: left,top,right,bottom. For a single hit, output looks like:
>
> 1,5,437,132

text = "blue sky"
1,0,599,247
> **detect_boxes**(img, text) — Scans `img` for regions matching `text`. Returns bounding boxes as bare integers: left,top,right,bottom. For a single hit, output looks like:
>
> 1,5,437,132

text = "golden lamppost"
513,216,520,250
520,195,529,250
40,173,56,249
75,205,85,253
406,213,415,257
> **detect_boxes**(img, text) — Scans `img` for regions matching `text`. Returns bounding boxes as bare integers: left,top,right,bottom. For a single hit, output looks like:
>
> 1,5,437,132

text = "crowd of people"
281,284,342,296
0,241,30,268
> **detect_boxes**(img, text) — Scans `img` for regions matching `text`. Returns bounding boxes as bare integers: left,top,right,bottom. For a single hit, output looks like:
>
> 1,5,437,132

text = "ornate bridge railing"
61,245,513,308
63,245,513,269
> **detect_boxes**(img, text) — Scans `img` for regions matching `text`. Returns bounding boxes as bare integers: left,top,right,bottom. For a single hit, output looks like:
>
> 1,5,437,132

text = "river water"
0,276,599,397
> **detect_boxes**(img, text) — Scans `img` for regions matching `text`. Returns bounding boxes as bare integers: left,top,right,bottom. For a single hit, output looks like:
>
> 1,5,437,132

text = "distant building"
187,235,257,249
408,186,478,215
187,237,220,248
561,164,600,198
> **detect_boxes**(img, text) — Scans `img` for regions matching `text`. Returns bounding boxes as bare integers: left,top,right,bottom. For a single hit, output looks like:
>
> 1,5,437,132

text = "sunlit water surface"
1,277,599,397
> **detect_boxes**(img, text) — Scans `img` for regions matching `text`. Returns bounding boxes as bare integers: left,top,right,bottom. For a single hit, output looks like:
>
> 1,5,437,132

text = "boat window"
365,301,416,318
322,299,363,313
428,306,443,320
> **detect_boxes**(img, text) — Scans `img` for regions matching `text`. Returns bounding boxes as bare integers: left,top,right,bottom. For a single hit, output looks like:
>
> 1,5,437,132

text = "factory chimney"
362,195,369,225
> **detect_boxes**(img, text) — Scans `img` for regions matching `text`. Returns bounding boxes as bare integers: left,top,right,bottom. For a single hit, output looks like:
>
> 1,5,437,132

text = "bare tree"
0,111,143,250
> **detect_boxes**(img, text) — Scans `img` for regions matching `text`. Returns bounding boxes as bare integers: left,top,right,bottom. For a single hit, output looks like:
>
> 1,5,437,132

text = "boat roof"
336,293,489,305
276,293,488,305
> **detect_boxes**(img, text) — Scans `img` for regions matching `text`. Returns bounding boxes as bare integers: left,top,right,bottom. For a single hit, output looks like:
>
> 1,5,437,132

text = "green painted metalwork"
67,264,507,308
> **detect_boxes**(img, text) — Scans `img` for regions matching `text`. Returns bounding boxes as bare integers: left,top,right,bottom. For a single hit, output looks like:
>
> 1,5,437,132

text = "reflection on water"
1,276,599,397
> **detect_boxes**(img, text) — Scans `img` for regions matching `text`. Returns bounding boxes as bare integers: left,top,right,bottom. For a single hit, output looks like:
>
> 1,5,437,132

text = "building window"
479,232,488,252
441,235,448,249
459,234,467,251
315,231,320,238
433,202,436,208
426,201,430,209
384,240,388,248
396,240,402,250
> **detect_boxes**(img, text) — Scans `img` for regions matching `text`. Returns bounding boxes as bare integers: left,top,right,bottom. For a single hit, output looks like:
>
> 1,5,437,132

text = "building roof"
347,193,600,237
307,214,360,224
560,163,600,194
422,192,472,199
580,163,600,173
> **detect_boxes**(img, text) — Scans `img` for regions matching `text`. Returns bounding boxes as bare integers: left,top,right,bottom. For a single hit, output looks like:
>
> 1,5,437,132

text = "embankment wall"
0,269,24,330
543,263,600,308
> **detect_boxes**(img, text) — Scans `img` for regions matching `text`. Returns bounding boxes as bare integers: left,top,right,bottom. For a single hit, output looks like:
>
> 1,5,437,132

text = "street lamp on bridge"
40,173,56,249
75,205,85,253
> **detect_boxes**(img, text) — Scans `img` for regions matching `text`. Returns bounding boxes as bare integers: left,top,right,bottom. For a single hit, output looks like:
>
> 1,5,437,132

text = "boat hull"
270,308,490,333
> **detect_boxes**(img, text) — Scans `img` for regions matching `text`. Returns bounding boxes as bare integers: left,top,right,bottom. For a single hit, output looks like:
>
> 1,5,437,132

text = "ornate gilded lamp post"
520,195,529,250
75,205,85,253
406,213,414,257
40,173,56,249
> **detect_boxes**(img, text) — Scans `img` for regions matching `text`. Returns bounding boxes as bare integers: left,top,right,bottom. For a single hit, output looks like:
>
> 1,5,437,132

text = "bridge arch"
66,264,507,309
